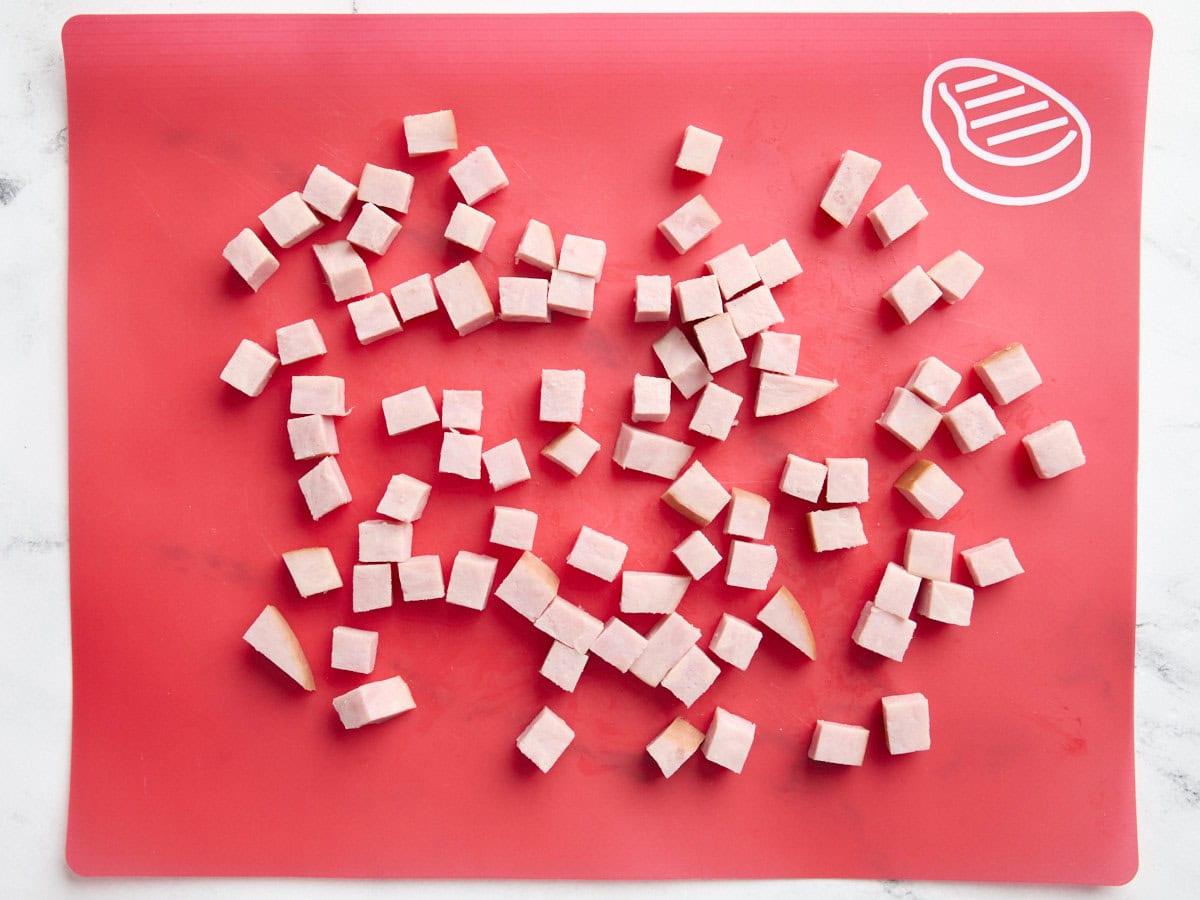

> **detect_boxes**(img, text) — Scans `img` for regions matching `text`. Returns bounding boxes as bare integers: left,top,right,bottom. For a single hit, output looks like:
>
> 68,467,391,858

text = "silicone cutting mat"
63,13,1148,883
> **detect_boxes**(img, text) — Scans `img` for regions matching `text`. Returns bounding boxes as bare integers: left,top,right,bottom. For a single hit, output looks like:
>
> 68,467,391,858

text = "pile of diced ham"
224,112,1086,773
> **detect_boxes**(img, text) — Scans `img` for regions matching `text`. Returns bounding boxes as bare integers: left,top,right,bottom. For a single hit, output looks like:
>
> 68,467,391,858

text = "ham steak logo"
922,58,1091,206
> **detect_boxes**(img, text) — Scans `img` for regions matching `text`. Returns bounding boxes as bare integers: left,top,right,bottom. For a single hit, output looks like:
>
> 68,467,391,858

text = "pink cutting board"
63,13,1148,883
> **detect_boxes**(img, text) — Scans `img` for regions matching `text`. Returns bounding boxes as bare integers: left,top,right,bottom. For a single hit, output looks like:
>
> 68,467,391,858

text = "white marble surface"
1,0,1195,896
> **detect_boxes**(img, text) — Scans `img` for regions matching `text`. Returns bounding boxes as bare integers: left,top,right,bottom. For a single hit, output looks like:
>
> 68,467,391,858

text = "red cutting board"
63,13,1148,883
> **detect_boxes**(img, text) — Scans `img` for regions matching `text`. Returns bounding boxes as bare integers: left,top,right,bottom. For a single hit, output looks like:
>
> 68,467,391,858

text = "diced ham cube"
852,601,916,661
445,550,499,611
675,274,723,323
291,375,346,416
490,505,538,551
352,563,393,613
620,571,690,615
917,579,974,625
494,551,559,621
566,525,629,582
613,424,694,479
220,339,278,397
1022,420,1085,478
347,292,403,344
540,369,586,423
358,519,412,563
498,276,551,323
662,461,732,526
541,425,601,477
961,537,1023,587
632,374,672,423
701,707,756,773
927,250,983,303
275,318,327,365
514,218,556,271
709,613,763,670
676,125,723,176
904,529,954,581
647,718,705,778
694,313,747,374
906,356,962,408
705,243,760,299
672,530,722,580
894,460,964,519
313,240,372,302
331,626,378,674
750,331,801,375
558,234,607,280
882,692,931,754
288,414,339,460
825,457,869,504
376,473,432,523
282,546,342,597
540,641,588,692
382,386,439,435
873,561,921,618
755,585,816,658
243,605,314,690
629,612,701,687
725,285,784,340
751,239,803,288
688,382,742,441
443,202,495,252
347,202,402,256
779,454,827,502
724,487,770,540
634,274,672,323
533,597,605,653
867,184,928,246
332,676,416,729
397,554,445,602
356,162,415,214
403,109,457,156
433,261,495,336
591,617,649,673
975,342,1043,405
438,431,483,479
482,438,531,491
877,387,942,451
658,194,721,254
819,149,882,227
391,273,438,323
546,268,596,318
298,456,352,520
883,265,942,325
259,192,322,249
724,540,778,590
807,506,868,552
301,164,357,221
808,720,869,766
755,372,838,417
653,327,713,398
448,146,508,205
516,707,574,773
661,645,720,707
942,393,1005,453
441,389,483,432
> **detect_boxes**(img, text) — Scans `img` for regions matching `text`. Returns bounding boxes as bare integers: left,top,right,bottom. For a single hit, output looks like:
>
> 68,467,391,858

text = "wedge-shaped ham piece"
755,372,838,417
755,586,816,659
243,604,315,691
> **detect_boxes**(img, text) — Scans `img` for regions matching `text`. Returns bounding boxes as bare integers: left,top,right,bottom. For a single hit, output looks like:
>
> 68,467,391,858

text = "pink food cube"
852,601,916,661
351,562,393,613
808,720,869,765
658,194,721,254
444,550,499,611
961,537,1023,587
647,718,705,778
877,387,942,451
516,707,574,773
1022,420,1085,478
701,707,756,773
219,339,278,397
882,692,931,754
223,228,279,292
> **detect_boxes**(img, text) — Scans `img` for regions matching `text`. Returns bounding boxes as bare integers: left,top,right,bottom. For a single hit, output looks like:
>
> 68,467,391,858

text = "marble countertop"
1,0,1195,897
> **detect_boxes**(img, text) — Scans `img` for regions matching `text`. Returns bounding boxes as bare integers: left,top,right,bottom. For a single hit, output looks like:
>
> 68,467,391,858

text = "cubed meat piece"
975,342,1043,405
357,162,415,214
882,692,931,754
494,551,559,621
331,626,378,674
403,109,457,156
755,586,816,658
658,195,721,254
819,149,882,227
333,676,416,729
219,339,278,397
632,374,672,423
867,184,928,246
694,313,747,374
653,327,712,398
351,563,393,613
906,356,962,408
662,461,732,526
961,537,1023,587
852,601,917,661
546,268,596,318
630,613,701,687
541,425,601,476
448,146,508,205
927,250,982,303
282,546,342,598
661,645,721,707
439,431,483,479
725,540,778,590
490,505,538,551
873,561,921,618
591,617,649,673
877,387,942,451
243,605,314,690
688,382,743,441
347,292,403,344
917,579,974,625
397,555,445,602
347,202,402,256
445,551,499,611
779,454,827,502
288,414,339,460
443,202,495,252
701,707,756,773
275,318,327,365
942,393,1005,453
825,457,869,504
566,525,629,582
540,369,586,423
613,424,694,479
358,519,412,563
904,528,955,581
808,720,869,766
391,272,438,323
298,456,352,520
755,372,838,417
291,375,346,416
1022,420,1085,478
726,285,784,339
259,192,322,249
533,597,605,653
634,274,672,323
750,331,801,375
313,240,372,302
301,164,357,221
498,276,551,323
516,707,574,773
894,460,963,519
482,438,531,491
672,530,722,580
376,473,432,523
558,234,607,281
433,261,495,336
514,218,556,271
751,239,803,288
705,243,760,299
441,389,483,431
540,641,589,692
620,571,690,615
883,265,942,325
807,507,868,552
709,613,763,671
724,488,770,540
675,274,723,323
676,125,723,175
382,385,439,435
647,718,705,778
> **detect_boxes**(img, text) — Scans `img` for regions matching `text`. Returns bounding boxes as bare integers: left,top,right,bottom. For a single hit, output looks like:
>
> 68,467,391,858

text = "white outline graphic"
922,57,1091,206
